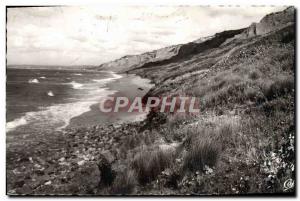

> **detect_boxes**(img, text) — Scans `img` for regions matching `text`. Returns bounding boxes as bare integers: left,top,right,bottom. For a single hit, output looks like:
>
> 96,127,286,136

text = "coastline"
6,71,157,195
6,7,296,195
68,73,154,128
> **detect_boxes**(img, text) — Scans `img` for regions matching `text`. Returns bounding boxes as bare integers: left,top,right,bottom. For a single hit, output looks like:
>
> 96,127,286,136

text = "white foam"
28,78,39,83
93,78,114,83
6,101,97,132
7,71,123,133
47,91,54,96
131,76,154,89
39,76,46,79
110,71,123,79
74,73,82,76
6,117,28,133
93,71,122,84
69,81,83,89
6,89,117,132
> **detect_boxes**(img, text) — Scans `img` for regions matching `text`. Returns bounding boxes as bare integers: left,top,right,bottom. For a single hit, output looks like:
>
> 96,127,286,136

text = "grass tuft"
110,169,137,195
131,146,173,184
183,138,219,172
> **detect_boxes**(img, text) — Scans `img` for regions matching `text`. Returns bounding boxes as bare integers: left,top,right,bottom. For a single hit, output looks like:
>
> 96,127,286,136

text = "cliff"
98,7,295,75
94,7,295,195
9,7,295,195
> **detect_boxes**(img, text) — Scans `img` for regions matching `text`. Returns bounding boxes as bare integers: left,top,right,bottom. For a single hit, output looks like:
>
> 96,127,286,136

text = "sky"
7,6,286,66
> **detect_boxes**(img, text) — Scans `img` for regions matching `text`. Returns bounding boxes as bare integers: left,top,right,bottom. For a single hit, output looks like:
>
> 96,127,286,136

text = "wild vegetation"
7,7,295,195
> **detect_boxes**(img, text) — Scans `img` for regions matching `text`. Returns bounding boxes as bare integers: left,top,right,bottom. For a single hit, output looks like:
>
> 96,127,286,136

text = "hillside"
96,6,295,195
8,7,295,195
98,7,294,75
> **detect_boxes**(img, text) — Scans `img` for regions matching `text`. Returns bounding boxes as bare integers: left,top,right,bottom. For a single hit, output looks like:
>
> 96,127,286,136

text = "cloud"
7,6,286,66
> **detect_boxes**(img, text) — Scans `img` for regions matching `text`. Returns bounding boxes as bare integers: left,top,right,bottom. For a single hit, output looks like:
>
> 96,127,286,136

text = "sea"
6,67,122,144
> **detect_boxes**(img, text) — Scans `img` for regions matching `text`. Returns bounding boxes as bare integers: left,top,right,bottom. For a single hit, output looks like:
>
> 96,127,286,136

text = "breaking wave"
7,71,122,133
93,71,122,84
6,88,116,133
6,117,28,133
28,78,39,83
47,91,54,96
69,81,83,89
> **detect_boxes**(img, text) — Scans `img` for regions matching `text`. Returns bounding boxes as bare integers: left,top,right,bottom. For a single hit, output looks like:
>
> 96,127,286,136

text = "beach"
6,69,155,194
68,73,154,128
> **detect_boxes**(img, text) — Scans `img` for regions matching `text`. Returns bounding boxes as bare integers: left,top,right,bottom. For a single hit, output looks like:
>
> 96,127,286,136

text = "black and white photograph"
5,3,296,196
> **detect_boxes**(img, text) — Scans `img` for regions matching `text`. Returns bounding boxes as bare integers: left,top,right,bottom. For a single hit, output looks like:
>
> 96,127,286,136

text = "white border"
0,0,299,200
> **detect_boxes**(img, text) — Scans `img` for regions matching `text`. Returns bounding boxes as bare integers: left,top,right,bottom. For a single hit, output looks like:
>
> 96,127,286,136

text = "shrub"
183,138,219,172
110,169,137,195
182,121,237,172
167,113,196,129
131,147,173,184
244,86,264,102
97,157,115,186
248,70,261,80
202,81,248,107
123,131,148,150
260,79,274,100
260,76,294,100
124,134,139,150
276,75,294,94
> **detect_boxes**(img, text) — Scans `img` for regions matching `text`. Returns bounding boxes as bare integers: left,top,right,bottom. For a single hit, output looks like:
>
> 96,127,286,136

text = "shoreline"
6,71,158,195
68,73,154,128
6,70,153,133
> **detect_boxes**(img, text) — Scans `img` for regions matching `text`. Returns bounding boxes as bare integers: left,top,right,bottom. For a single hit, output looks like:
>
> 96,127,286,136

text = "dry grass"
190,71,294,109
163,113,197,142
182,120,236,172
248,69,261,80
131,146,174,184
110,169,137,195
259,75,294,100
183,138,219,172
122,130,157,151
167,112,196,128
110,29,295,194
186,43,294,111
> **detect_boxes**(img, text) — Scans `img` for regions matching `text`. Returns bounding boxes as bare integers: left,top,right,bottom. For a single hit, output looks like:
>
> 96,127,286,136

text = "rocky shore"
7,110,167,195
7,7,295,195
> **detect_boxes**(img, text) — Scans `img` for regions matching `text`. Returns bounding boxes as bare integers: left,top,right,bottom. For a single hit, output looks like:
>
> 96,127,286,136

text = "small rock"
58,157,65,162
12,168,21,175
34,164,42,169
71,162,101,193
77,160,85,166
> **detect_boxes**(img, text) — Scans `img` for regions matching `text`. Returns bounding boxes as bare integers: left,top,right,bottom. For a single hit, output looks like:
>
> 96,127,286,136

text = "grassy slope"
7,11,295,196
114,23,295,195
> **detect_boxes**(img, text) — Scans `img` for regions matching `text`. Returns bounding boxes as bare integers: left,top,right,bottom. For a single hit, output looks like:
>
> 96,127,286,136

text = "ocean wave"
69,81,83,89
39,76,46,79
6,88,117,133
110,71,123,79
7,71,121,133
28,78,39,83
93,71,122,84
74,73,82,76
47,91,54,96
6,117,28,133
